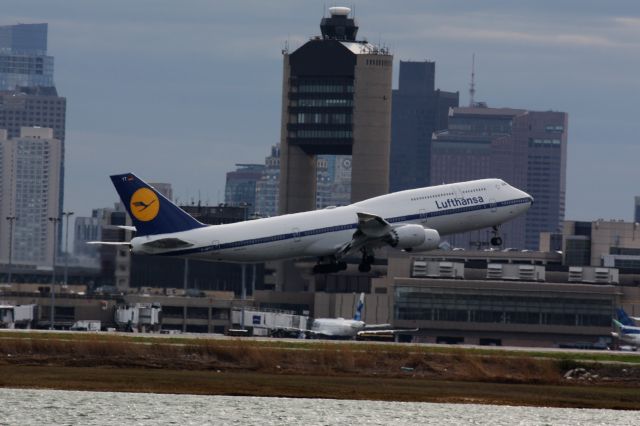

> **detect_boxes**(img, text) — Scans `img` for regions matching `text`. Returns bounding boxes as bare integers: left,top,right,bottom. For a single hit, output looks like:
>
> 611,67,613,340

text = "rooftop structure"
0,23,53,90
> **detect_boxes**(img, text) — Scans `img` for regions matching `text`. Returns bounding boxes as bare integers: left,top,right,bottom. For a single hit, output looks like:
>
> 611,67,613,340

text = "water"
0,388,638,425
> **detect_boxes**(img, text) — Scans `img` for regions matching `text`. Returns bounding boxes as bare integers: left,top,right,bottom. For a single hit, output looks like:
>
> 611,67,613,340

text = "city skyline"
4,1,639,221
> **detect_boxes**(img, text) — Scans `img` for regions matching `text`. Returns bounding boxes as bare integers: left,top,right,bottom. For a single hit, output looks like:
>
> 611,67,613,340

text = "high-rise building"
74,212,101,259
0,24,66,250
255,145,281,218
635,197,640,223
0,127,62,266
279,6,392,215
316,155,351,208
253,145,352,217
0,86,66,141
431,105,568,249
0,86,67,239
389,61,458,192
0,23,54,90
224,164,266,216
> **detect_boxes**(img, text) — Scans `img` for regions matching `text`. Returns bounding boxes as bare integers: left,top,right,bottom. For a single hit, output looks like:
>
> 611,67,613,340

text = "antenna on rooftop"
469,53,476,107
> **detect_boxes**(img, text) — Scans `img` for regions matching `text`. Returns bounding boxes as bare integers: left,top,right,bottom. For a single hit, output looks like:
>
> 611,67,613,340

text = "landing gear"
312,259,347,274
358,250,375,273
358,263,371,273
490,226,503,247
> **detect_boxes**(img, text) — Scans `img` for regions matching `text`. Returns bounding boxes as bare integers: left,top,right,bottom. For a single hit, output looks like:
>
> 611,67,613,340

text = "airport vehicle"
611,308,640,348
95,173,532,273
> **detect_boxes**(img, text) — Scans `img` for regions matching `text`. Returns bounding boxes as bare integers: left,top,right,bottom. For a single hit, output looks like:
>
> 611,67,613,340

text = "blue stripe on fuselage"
157,197,532,256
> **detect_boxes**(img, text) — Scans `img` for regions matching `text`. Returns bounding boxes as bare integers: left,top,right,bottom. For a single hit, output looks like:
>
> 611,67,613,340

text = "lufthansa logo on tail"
130,188,159,222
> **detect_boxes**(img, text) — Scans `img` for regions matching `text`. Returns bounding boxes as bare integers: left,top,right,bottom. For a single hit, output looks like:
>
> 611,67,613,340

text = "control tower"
279,6,393,214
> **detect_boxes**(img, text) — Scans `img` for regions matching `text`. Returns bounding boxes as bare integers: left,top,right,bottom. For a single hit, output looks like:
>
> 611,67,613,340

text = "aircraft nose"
516,188,533,205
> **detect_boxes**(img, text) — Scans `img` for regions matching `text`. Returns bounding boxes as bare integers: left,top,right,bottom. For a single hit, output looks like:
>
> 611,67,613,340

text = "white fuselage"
311,318,365,338
613,326,640,346
130,178,532,262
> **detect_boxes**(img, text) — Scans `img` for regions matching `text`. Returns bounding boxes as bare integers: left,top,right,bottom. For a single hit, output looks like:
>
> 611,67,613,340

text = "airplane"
611,308,640,348
307,292,414,339
94,173,533,273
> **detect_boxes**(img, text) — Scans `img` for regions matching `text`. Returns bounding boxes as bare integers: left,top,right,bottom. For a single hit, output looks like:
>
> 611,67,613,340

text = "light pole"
48,216,61,329
6,216,17,286
62,211,74,287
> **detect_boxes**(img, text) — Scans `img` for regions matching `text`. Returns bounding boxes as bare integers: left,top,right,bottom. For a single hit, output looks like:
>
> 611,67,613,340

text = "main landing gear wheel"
490,226,502,247
358,251,374,273
358,263,372,273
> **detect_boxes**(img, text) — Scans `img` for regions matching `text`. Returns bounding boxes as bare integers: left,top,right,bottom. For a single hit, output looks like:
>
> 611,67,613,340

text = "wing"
142,238,193,250
335,212,392,259
86,241,131,246
356,328,418,337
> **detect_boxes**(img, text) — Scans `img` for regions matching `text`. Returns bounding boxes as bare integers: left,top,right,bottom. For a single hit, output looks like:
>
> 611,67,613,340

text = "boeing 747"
95,173,533,273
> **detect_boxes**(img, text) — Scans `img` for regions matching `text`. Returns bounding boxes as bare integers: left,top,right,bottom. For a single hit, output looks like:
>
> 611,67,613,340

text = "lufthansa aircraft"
99,173,533,273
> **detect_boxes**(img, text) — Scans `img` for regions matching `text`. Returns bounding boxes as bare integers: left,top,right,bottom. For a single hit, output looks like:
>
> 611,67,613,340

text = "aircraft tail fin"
616,308,636,327
110,173,206,237
353,292,365,321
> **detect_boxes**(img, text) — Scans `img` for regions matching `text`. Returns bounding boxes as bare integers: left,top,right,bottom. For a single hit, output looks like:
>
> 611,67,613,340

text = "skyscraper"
431,105,568,249
0,23,66,256
255,145,281,218
225,164,266,216
0,86,65,141
253,145,352,218
316,155,351,208
0,127,62,266
0,23,54,90
389,61,458,192
279,6,393,215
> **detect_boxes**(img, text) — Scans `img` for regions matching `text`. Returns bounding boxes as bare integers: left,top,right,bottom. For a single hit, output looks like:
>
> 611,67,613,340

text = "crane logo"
130,188,159,222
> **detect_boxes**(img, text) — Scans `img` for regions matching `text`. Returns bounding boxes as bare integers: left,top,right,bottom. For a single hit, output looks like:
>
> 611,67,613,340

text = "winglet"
110,173,206,237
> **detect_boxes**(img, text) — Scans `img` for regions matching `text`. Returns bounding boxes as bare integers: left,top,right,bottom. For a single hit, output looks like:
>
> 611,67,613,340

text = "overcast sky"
5,0,640,221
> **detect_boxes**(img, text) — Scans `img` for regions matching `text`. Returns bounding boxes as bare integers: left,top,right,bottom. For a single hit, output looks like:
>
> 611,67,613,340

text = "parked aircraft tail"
110,173,206,237
616,308,636,327
353,292,365,321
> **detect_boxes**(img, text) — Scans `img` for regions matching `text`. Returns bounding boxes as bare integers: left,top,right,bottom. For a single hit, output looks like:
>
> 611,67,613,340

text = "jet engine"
404,228,440,252
387,224,428,249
